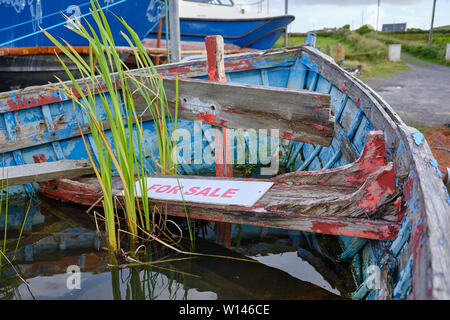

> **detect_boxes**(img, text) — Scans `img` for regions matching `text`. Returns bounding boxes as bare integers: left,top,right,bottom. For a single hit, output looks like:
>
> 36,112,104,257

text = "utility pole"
376,0,380,34
284,0,288,48
168,0,181,63
428,0,437,45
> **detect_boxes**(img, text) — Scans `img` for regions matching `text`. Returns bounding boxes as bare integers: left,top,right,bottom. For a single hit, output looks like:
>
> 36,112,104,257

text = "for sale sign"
134,177,273,207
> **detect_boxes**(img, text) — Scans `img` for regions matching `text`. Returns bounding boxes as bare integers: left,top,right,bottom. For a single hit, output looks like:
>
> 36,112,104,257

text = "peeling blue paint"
11,92,17,104
299,54,319,73
444,186,450,205
429,158,442,178
411,132,424,146
393,255,413,299
391,217,410,257
339,236,368,260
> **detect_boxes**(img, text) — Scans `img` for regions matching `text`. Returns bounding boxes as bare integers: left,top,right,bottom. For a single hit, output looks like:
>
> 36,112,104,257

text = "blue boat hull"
0,0,164,48
147,15,295,50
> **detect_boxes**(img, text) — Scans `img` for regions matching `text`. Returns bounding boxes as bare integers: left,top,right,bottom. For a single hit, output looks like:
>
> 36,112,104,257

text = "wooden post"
156,18,163,65
284,0,288,48
156,19,163,49
168,0,181,63
205,35,233,248
428,0,437,45
446,43,450,61
376,0,380,34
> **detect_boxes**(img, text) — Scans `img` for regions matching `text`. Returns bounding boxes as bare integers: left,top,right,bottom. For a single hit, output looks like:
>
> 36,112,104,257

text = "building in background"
382,23,407,32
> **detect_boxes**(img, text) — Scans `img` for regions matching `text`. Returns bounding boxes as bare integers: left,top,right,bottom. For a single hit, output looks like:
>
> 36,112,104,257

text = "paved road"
363,54,450,127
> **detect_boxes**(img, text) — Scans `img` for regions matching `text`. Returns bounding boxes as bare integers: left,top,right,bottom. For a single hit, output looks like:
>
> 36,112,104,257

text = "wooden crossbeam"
156,77,334,146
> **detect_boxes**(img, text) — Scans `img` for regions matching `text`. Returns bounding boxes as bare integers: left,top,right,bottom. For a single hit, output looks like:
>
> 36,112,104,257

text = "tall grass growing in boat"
42,0,179,251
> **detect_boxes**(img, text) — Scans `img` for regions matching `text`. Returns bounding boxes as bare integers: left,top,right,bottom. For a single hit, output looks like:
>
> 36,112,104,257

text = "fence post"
388,44,402,62
446,43,450,61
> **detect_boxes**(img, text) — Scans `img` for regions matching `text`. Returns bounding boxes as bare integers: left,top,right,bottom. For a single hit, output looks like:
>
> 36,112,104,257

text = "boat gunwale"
176,14,296,23
298,46,450,300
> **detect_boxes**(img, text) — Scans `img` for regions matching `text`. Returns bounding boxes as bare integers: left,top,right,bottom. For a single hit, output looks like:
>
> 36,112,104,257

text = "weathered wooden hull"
0,54,84,92
0,45,449,300
0,49,132,92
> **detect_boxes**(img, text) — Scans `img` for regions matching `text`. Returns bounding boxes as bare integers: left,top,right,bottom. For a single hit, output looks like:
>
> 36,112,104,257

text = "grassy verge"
406,121,430,133
277,31,411,79
368,31,450,67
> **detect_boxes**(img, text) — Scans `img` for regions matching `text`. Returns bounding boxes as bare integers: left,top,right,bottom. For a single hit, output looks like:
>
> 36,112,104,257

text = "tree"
356,24,374,35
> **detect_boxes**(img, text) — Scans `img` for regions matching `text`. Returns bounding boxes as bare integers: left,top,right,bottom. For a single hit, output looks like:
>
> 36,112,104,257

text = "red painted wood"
206,35,233,247
205,35,233,178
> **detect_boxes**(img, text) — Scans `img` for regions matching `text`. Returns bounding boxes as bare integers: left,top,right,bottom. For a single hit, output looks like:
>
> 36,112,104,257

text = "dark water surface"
0,197,355,300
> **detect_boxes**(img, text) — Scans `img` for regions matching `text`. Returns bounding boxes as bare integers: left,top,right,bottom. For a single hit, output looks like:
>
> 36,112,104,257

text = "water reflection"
0,197,355,300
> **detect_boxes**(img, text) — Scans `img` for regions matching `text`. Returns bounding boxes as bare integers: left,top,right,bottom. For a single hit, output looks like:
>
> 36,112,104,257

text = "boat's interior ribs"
35,130,399,241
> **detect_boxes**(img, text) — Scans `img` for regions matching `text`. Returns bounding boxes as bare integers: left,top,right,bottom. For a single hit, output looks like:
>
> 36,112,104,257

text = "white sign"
133,177,273,207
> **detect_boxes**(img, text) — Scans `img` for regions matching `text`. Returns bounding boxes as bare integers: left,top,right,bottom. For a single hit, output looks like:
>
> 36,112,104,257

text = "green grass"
369,31,450,67
399,55,431,67
277,32,409,79
280,28,450,77
406,121,430,133
345,57,411,79
274,34,343,52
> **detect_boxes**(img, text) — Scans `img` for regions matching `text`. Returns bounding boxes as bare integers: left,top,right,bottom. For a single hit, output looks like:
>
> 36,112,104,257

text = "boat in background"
0,0,165,92
146,0,294,50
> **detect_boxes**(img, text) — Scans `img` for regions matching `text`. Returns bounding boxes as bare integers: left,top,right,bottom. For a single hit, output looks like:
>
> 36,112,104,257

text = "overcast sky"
239,0,450,33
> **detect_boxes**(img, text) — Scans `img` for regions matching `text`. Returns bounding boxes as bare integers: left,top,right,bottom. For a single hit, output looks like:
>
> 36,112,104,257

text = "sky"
239,0,450,33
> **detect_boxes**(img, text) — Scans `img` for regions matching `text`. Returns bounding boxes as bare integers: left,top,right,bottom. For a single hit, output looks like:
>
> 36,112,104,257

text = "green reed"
42,0,179,251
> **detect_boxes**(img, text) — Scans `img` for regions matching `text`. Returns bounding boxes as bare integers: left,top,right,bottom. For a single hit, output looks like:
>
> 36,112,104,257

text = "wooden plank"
133,77,335,146
397,125,450,299
0,160,93,186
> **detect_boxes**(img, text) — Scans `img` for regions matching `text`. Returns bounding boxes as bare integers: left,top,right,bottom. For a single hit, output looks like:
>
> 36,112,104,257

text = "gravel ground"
363,54,450,127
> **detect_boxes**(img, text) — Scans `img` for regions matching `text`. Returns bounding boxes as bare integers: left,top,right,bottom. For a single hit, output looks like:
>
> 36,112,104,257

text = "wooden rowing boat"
0,43,449,300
